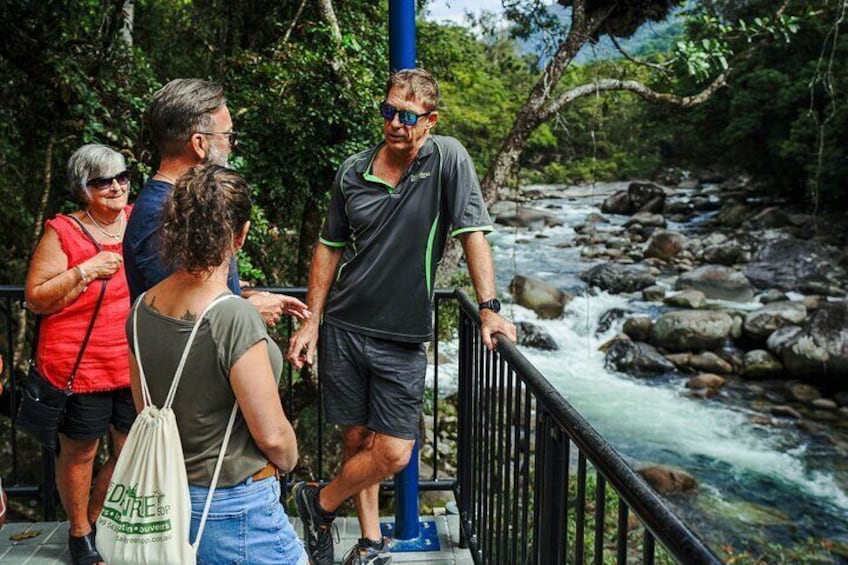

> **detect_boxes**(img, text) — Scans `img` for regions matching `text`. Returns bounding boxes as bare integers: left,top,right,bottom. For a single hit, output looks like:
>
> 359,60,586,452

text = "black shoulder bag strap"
50,215,110,392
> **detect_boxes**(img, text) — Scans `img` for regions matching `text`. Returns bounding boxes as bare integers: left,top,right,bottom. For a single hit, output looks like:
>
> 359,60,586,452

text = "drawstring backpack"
96,293,238,564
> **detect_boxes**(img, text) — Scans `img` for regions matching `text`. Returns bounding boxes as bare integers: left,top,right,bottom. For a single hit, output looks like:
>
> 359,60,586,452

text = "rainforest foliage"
0,0,844,285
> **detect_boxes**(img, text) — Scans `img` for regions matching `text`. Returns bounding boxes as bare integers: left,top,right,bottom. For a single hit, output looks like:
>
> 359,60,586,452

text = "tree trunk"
120,0,133,46
14,133,57,371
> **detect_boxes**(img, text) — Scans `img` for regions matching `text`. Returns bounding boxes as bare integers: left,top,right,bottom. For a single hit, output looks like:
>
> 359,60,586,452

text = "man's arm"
286,243,343,368
459,231,517,351
243,288,310,327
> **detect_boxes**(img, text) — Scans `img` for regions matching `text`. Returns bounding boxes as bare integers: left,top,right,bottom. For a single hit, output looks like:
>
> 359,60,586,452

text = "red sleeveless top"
36,208,132,393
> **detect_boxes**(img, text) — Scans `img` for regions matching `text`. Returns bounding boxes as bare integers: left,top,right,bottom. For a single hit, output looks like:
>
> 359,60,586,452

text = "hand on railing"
479,309,517,351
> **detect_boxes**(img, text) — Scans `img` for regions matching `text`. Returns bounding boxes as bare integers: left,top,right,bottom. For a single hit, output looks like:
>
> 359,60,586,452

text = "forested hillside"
0,0,843,287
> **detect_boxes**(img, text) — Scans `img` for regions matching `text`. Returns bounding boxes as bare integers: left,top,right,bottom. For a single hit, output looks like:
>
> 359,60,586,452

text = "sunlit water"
431,182,848,558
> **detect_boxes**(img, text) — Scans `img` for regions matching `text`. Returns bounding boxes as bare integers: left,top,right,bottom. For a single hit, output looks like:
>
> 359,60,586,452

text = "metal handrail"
453,289,722,564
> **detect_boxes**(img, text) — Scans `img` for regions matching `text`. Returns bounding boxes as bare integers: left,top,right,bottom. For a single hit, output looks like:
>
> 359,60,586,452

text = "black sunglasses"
380,102,433,126
87,171,130,191
197,130,239,148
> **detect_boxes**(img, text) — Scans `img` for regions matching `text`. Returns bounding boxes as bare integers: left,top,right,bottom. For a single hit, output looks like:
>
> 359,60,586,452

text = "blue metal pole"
388,0,416,71
387,0,424,547
394,441,420,540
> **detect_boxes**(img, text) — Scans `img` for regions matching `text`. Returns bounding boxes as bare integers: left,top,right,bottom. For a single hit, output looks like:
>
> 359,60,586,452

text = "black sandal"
68,531,103,565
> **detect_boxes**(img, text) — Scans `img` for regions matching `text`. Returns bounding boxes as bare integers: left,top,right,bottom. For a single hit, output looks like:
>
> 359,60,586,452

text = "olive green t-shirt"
127,294,282,487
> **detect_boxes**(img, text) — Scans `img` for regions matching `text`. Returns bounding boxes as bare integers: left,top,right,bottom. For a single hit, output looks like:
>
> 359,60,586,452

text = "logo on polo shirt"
409,171,431,182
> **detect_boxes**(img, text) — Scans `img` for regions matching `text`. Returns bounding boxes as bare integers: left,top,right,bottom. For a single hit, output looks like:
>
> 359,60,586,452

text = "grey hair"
148,78,226,157
67,144,126,202
386,68,440,112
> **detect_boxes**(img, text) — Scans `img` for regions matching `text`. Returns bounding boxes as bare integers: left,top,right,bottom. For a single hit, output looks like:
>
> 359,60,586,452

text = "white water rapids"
429,182,848,556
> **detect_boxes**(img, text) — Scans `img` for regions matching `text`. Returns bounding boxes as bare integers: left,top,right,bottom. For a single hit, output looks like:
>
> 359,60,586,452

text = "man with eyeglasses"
288,68,516,565
123,78,308,325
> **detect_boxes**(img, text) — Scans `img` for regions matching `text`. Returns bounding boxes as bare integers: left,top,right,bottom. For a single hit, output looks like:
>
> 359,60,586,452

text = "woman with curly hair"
125,164,308,564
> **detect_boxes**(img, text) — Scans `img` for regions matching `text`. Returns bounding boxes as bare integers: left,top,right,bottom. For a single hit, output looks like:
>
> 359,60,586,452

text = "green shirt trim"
319,237,346,248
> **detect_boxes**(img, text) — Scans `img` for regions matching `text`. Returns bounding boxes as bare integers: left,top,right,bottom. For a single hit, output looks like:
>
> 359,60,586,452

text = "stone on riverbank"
600,182,666,215
743,350,784,378
650,310,733,352
637,465,698,495
644,230,686,261
509,274,571,319
604,339,677,376
579,262,656,294
743,301,807,342
664,289,707,309
676,264,756,302
517,321,559,351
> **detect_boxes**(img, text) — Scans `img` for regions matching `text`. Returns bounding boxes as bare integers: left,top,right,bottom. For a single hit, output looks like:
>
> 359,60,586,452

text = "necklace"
156,170,177,184
85,209,123,240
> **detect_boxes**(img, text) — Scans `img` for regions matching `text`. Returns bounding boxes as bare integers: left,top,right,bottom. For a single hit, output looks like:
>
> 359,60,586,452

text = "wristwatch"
478,298,501,313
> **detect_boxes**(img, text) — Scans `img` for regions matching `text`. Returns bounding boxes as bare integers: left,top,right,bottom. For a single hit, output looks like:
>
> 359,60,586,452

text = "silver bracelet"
75,265,89,287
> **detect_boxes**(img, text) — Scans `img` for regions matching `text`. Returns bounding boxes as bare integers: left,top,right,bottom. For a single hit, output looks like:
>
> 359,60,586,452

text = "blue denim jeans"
189,475,307,565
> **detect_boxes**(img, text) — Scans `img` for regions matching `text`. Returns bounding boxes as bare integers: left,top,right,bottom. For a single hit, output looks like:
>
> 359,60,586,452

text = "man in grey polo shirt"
288,68,516,565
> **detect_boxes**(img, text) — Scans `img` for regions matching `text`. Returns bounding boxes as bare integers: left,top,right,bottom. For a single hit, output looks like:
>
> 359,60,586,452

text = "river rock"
495,207,563,229
774,301,848,381
686,373,726,391
766,325,802,355
642,285,666,301
623,316,653,342
743,301,808,342
664,290,707,309
644,230,686,261
787,383,822,404
700,242,744,266
743,350,784,378
579,262,656,294
510,275,571,319
604,340,677,376
601,182,667,215
771,405,802,420
650,310,733,352
637,465,697,494
744,237,847,293
758,289,788,304
715,202,749,228
689,352,733,374
676,265,756,302
516,321,559,351
812,398,838,411
596,308,630,335
625,212,666,229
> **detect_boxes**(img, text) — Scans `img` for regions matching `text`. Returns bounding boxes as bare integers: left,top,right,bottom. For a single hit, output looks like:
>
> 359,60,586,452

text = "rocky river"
431,173,848,562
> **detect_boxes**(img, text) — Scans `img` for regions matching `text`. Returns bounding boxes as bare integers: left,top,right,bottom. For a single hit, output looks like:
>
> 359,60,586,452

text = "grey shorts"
318,323,426,440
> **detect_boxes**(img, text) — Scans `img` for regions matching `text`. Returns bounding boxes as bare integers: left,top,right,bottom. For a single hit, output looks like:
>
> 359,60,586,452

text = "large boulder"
743,302,808,342
604,340,677,376
650,310,734,352
773,301,848,381
510,275,571,319
601,182,667,215
744,237,847,293
579,262,657,294
676,265,756,302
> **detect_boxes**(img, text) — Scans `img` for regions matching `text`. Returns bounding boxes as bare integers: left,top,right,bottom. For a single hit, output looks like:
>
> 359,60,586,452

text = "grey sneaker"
292,481,335,565
342,537,392,565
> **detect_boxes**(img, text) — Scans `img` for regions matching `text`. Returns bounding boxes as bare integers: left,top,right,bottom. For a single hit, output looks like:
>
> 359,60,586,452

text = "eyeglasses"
87,171,130,191
379,102,433,126
197,130,239,148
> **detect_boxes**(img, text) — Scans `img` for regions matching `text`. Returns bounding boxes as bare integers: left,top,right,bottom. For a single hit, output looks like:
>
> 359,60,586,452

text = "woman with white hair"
25,143,134,565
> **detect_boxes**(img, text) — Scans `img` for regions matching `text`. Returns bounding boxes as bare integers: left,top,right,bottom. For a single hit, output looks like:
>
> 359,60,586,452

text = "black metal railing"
453,289,722,564
1,284,720,564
